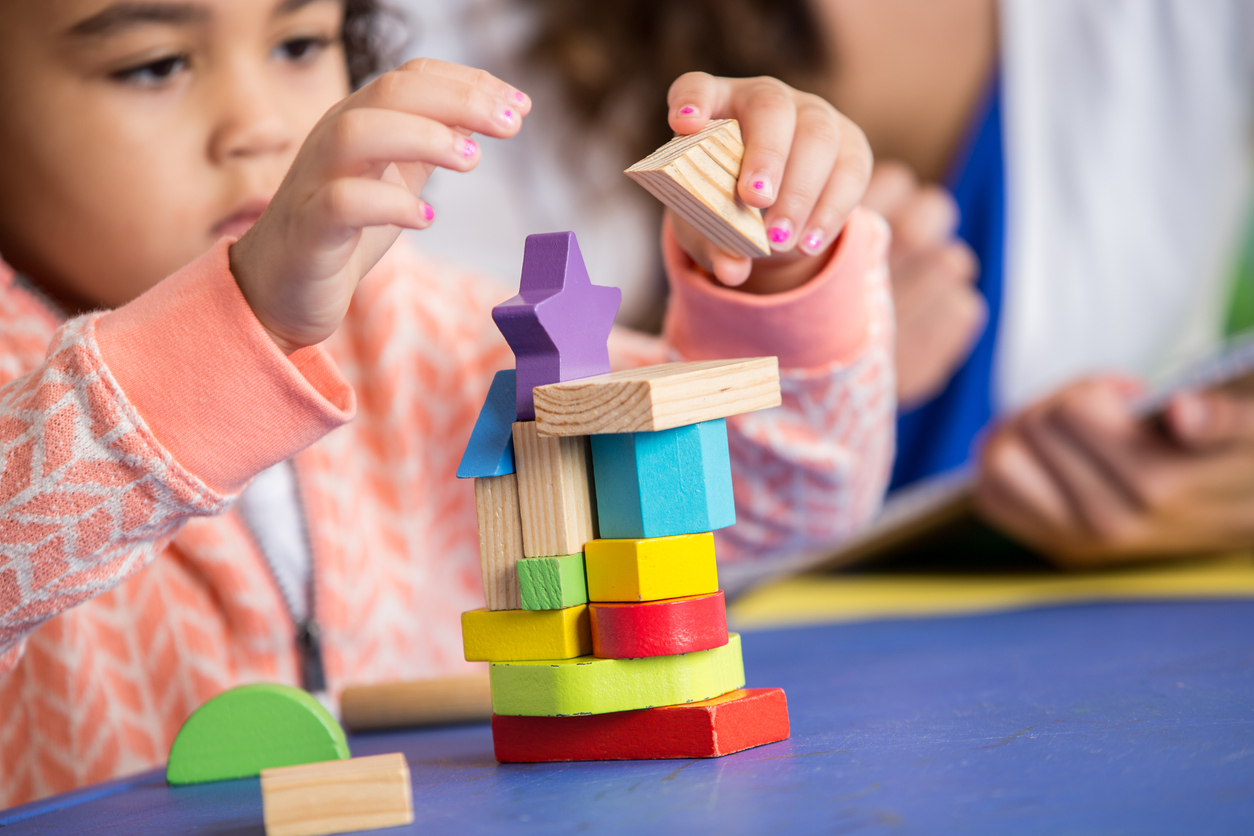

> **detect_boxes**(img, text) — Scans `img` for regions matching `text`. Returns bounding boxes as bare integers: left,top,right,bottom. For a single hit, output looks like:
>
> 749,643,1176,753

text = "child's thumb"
1166,390,1254,449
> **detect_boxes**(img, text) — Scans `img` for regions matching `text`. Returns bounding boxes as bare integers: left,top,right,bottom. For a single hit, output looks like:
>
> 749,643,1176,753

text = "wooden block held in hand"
462,605,591,661
518,553,588,610
584,532,719,602
533,357,781,437
474,473,524,610
492,687,789,762
261,753,413,836
626,119,770,258
513,421,597,557
340,673,492,732
489,633,745,716
591,591,728,659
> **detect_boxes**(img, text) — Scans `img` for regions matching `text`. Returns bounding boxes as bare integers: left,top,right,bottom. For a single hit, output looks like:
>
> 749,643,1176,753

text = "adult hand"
862,161,984,408
230,59,530,353
975,376,1254,567
663,72,872,293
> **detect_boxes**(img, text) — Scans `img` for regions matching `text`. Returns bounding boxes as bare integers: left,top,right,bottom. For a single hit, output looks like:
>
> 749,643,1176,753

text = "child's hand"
230,59,530,354
664,72,872,293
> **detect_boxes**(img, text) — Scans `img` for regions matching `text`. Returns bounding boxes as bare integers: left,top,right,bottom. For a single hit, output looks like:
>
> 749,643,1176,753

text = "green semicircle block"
166,683,349,785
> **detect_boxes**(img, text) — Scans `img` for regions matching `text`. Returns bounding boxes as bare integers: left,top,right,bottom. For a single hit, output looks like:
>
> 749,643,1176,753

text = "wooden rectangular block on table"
533,357,781,437
584,532,719,602
591,590,728,659
461,604,591,662
260,752,413,836
339,673,492,732
518,553,588,610
590,418,736,540
512,421,597,557
625,119,771,258
473,473,524,610
488,633,745,716
491,687,789,762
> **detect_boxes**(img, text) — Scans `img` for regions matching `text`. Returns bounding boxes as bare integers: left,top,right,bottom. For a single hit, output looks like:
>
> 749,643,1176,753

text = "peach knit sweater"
0,210,893,807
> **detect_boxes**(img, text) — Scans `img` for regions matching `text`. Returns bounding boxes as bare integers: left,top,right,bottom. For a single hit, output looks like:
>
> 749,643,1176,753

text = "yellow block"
584,532,719,602
461,605,591,662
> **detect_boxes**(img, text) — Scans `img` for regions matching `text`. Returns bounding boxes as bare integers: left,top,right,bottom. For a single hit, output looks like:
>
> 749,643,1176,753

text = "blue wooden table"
4,600,1253,835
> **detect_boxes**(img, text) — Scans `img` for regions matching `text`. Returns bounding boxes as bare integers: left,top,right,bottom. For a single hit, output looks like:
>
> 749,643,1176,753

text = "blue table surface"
4,600,1253,835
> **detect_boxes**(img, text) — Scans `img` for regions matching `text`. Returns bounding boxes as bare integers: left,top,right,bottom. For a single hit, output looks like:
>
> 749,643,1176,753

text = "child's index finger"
398,57,531,115
728,79,799,213
666,72,731,135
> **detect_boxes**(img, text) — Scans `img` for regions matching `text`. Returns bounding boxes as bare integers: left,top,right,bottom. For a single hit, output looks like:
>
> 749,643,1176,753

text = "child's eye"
274,36,331,64
110,55,189,87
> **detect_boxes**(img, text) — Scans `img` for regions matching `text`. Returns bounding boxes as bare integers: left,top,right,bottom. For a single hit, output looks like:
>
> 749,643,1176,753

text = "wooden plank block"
590,419,735,539
339,673,492,732
489,633,744,716
167,683,348,786
533,357,781,437
591,591,728,659
585,532,719,602
461,605,591,662
474,473,524,610
512,420,597,557
260,753,413,836
491,687,789,762
518,553,588,610
625,119,771,258
457,369,516,478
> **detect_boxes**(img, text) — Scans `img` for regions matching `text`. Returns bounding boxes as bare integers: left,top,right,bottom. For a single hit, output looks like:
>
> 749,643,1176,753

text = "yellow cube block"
461,605,591,662
584,532,719,602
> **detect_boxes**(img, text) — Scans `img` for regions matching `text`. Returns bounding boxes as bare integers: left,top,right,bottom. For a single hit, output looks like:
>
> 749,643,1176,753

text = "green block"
166,683,349,785
489,633,745,716
518,553,588,610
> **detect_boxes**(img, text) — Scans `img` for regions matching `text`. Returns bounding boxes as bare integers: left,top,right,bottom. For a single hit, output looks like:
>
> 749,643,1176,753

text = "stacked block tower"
456,230,791,762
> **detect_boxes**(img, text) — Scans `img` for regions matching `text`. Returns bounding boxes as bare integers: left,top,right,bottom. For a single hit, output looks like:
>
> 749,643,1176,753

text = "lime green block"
166,683,349,785
489,633,745,716
518,553,588,610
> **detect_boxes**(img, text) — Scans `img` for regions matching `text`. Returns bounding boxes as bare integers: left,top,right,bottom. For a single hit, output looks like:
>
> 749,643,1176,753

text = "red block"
492,687,789,762
590,590,728,658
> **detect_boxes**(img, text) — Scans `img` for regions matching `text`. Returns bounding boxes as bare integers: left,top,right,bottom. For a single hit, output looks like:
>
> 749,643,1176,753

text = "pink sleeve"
648,208,897,590
0,239,354,673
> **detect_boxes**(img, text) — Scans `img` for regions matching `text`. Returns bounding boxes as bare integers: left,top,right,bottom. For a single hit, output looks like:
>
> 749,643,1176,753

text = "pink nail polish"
753,180,765,191
769,225,792,244
497,106,515,126
461,137,478,158
423,203,435,222
679,106,696,116
515,91,526,103
803,232,823,251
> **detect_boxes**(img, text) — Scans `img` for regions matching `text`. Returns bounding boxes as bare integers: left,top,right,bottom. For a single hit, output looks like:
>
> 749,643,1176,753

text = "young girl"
0,0,893,806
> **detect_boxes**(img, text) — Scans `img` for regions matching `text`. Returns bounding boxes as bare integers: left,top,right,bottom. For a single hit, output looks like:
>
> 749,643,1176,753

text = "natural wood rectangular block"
626,119,771,258
533,357,781,437
474,473,523,610
512,421,597,557
339,673,493,731
260,752,413,836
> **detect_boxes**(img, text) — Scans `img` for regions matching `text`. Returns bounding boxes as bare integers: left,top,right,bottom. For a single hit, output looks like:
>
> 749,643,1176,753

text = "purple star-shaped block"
493,232,622,421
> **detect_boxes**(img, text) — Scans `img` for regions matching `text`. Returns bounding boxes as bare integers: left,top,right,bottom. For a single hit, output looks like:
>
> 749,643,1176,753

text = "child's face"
0,0,351,311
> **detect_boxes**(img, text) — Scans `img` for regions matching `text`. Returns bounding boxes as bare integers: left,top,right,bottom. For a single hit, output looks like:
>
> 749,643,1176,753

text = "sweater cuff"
662,206,883,369
95,238,356,494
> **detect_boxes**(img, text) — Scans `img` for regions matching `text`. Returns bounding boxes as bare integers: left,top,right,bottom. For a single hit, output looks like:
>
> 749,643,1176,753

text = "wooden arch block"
590,591,728,659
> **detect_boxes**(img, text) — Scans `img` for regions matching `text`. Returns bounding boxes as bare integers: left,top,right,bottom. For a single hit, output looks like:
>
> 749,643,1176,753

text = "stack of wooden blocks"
457,230,791,762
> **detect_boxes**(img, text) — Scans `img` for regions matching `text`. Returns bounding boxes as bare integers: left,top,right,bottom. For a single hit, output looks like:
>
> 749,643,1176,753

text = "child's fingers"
315,109,482,179
893,185,960,252
354,67,527,140
308,178,431,244
761,98,842,252
666,71,732,132
729,79,800,210
669,212,753,286
795,114,872,256
397,57,532,112
861,161,918,220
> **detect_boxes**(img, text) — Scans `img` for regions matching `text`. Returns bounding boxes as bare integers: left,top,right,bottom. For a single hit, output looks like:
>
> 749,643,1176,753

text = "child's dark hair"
523,0,829,160
343,0,405,88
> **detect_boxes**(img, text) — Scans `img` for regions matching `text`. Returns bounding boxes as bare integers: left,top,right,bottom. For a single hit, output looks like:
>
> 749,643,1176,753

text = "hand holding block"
533,357,781,437
457,369,517,479
489,633,745,716
491,688,789,762
625,119,771,258
513,421,597,557
261,753,413,836
591,591,728,659
462,605,591,661
518,553,588,610
474,473,524,610
585,532,719,602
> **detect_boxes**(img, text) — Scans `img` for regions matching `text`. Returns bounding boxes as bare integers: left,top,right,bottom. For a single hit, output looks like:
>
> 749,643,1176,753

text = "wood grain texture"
625,119,771,258
491,688,789,762
260,753,413,836
591,591,728,659
473,473,523,610
533,357,781,436
584,532,719,603
512,421,597,557
461,605,592,662
340,673,492,732
488,633,745,716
